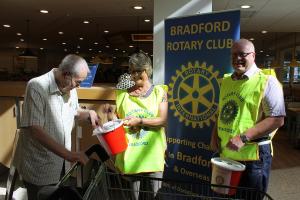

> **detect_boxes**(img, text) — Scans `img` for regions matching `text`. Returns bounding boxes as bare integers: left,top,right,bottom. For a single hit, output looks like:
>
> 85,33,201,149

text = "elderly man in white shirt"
14,54,99,200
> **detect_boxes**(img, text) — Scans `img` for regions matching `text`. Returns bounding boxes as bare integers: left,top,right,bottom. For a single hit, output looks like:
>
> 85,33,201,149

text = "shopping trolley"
37,144,110,200
95,165,274,200
37,143,274,200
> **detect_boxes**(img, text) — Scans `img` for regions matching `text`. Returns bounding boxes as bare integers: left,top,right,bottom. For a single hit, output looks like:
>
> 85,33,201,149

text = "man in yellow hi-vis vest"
210,39,285,195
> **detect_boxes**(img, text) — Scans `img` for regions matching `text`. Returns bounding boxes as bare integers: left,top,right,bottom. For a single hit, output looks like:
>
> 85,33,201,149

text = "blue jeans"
239,144,272,193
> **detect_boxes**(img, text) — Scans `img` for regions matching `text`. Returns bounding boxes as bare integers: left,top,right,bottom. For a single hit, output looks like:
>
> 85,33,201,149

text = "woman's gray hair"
58,54,89,76
129,51,153,77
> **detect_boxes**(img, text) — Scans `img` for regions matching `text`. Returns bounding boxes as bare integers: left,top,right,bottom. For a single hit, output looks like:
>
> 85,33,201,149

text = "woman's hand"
123,116,142,126
88,110,100,128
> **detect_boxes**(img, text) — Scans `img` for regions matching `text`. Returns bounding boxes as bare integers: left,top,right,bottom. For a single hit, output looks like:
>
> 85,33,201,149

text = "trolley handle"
84,144,110,162
56,144,110,186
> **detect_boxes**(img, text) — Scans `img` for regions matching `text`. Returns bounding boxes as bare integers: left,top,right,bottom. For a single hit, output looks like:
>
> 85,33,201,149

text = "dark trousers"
23,180,45,200
239,144,272,199
23,162,65,200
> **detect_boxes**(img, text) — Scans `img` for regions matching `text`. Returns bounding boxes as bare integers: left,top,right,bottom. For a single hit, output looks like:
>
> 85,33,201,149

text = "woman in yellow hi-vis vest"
210,39,285,197
115,51,168,200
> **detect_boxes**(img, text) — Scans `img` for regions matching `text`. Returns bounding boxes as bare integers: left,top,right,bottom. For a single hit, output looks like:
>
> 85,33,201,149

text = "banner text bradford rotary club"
166,20,233,51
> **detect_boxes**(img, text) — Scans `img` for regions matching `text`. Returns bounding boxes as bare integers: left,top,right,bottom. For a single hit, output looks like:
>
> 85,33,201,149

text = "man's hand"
65,151,89,165
226,135,245,151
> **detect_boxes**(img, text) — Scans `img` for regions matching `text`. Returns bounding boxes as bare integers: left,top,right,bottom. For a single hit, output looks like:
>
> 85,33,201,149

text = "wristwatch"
240,134,249,144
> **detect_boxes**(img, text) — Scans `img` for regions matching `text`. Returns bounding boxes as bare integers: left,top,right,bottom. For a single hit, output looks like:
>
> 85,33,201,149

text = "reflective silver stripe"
257,140,271,146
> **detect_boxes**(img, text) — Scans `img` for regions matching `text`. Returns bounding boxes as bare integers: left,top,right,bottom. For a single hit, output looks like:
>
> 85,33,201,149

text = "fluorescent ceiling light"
241,5,251,9
40,10,49,14
133,5,143,10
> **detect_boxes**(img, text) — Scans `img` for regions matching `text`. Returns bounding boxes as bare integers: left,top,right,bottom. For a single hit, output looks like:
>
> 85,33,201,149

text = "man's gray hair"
129,51,153,77
58,54,89,76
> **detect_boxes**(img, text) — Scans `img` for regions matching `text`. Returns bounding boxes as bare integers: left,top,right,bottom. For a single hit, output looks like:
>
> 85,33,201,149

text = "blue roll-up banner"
164,10,240,182
80,63,99,87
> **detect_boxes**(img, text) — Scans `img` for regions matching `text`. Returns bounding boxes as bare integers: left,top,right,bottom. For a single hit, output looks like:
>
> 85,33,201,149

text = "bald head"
231,39,256,75
232,39,255,53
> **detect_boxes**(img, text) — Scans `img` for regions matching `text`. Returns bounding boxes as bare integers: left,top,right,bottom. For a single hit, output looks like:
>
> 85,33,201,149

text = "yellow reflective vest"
115,85,168,173
218,71,269,161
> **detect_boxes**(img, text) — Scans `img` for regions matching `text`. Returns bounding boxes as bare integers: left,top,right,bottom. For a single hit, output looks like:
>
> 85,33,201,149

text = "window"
282,48,300,84
282,61,290,83
293,67,300,83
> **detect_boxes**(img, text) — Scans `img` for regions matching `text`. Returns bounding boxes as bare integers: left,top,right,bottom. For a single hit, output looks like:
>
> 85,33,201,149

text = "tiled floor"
269,166,300,200
267,128,300,200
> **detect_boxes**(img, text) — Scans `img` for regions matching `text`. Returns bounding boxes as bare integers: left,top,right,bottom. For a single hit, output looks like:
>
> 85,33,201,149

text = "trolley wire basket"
96,165,274,200
36,144,274,200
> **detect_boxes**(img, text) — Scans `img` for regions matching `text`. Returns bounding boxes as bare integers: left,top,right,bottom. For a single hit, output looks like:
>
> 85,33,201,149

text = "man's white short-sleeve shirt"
15,69,79,185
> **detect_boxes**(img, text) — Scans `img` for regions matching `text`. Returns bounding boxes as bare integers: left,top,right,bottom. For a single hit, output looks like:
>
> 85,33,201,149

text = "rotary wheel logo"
128,128,147,139
215,175,224,185
220,100,238,125
168,61,221,128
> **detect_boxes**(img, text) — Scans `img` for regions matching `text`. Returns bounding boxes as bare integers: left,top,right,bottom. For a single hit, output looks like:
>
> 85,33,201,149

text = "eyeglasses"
65,73,83,87
232,52,254,58
71,76,83,86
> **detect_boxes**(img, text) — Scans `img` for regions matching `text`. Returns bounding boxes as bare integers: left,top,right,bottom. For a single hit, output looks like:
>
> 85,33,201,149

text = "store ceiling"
0,0,300,59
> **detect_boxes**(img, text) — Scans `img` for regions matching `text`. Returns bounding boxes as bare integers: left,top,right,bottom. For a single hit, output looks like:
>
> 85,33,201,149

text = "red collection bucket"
93,119,128,155
211,157,245,195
